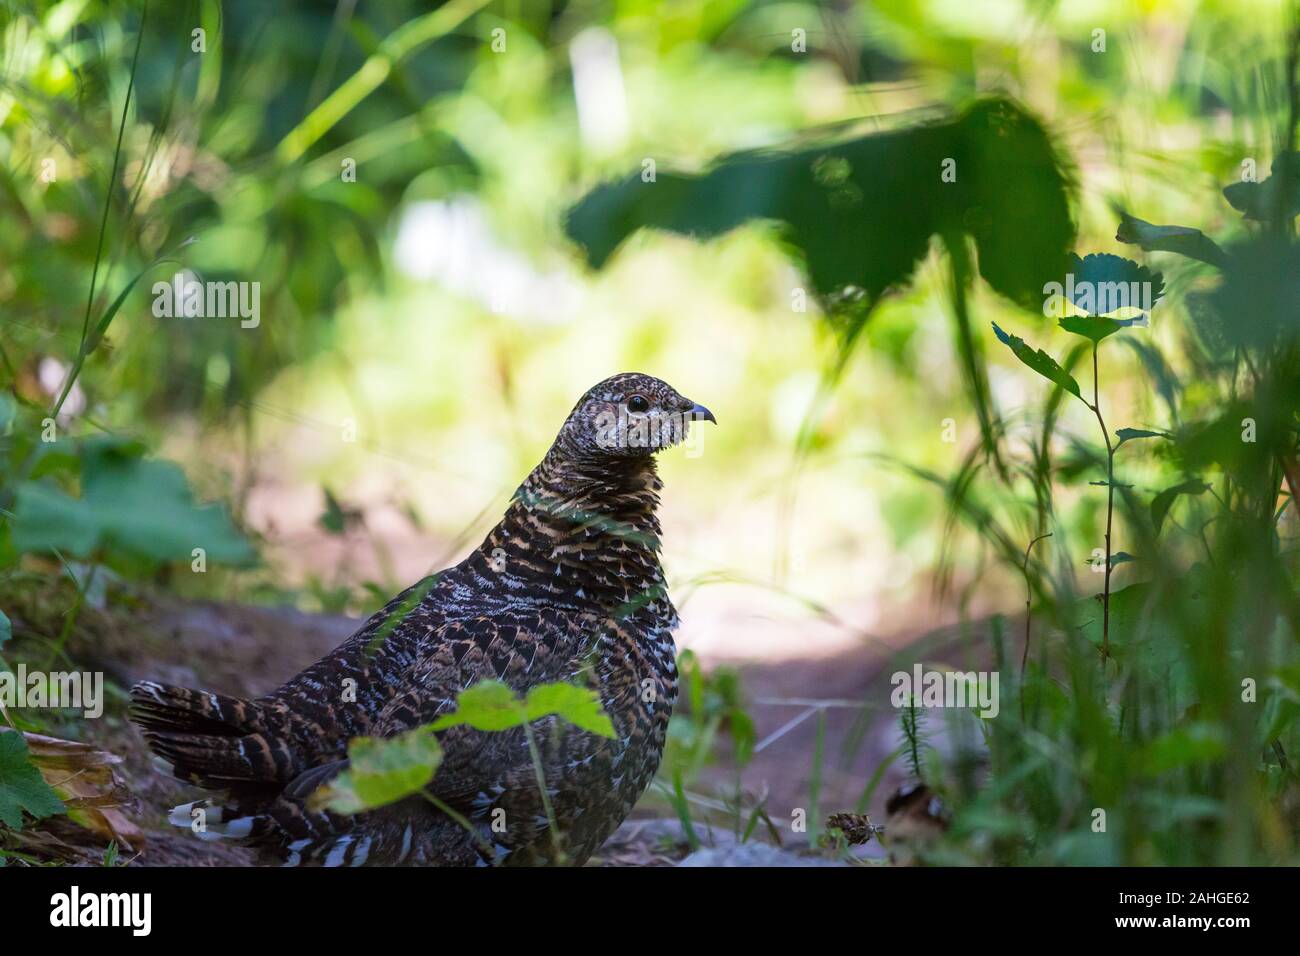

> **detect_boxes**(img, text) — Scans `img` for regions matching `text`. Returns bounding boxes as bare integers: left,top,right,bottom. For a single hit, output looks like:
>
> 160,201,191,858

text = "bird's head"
558,372,716,459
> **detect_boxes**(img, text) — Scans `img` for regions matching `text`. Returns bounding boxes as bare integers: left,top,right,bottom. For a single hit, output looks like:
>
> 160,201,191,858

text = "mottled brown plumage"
130,373,714,865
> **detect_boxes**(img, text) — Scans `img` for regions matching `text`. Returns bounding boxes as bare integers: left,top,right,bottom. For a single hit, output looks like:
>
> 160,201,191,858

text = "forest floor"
2,577,992,866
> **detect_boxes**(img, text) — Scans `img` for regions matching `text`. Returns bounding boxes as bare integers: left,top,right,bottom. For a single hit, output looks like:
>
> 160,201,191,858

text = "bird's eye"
627,394,650,413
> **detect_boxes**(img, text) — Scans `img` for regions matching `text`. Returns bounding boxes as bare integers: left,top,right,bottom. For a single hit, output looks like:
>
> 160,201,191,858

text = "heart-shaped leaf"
1059,252,1165,320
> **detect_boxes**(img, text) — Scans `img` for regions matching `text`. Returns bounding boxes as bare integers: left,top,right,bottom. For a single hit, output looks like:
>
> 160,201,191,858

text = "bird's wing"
371,606,608,808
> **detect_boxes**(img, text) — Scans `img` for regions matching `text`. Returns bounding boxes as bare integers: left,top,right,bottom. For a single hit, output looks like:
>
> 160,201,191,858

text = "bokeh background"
4,0,1300,865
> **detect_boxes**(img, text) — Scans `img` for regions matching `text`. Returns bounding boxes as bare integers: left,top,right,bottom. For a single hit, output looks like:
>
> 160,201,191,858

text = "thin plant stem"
53,1,148,420
808,707,826,847
520,719,567,865
421,792,496,858
1019,532,1053,718
669,770,701,851
1086,342,1116,660
44,557,98,671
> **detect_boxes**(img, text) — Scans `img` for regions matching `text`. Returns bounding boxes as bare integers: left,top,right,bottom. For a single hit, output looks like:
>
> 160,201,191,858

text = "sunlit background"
4,0,1300,864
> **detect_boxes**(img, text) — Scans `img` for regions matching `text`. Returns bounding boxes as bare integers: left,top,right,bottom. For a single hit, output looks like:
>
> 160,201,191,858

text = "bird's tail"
129,680,290,789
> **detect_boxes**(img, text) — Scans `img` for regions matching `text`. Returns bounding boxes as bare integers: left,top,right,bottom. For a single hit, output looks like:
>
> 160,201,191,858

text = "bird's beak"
688,403,717,425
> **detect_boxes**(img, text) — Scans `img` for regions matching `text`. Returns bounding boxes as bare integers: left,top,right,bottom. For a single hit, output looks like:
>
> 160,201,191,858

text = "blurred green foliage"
2,0,1300,865
11,434,254,568
567,97,1075,311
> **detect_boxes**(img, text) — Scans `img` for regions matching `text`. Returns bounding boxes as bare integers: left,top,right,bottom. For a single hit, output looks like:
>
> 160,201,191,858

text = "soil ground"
3,583,995,866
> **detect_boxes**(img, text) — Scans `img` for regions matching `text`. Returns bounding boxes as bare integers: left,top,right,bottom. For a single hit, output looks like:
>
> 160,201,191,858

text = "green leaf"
1115,427,1168,449
1204,236,1300,349
1081,550,1135,567
318,488,348,536
728,707,756,767
668,767,701,851
316,726,443,814
566,97,1074,312
0,609,10,651
1114,210,1229,269
10,437,255,566
27,444,81,482
524,682,616,738
1073,575,1218,697
431,679,616,738
84,258,180,354
1059,252,1164,318
1222,152,1300,222
991,322,1081,399
431,680,525,732
1151,479,1210,534
0,732,66,828
1142,723,1227,775
1057,314,1144,342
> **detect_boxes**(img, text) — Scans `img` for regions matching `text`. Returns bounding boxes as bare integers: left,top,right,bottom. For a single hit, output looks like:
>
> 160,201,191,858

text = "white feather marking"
351,836,372,867
324,836,353,867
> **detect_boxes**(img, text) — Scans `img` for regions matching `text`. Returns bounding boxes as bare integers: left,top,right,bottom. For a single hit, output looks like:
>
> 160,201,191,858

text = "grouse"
130,373,714,866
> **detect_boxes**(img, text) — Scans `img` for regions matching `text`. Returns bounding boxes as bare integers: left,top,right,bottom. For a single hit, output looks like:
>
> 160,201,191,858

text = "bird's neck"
469,446,670,614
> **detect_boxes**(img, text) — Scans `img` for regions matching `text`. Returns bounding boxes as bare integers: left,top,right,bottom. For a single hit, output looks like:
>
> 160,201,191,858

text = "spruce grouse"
130,373,714,866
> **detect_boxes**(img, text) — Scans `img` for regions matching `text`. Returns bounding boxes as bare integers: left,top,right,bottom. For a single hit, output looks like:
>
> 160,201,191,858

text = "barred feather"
131,373,708,865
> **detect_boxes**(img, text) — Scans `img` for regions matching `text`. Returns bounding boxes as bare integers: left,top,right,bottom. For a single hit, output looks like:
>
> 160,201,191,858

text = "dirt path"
5,585,991,865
